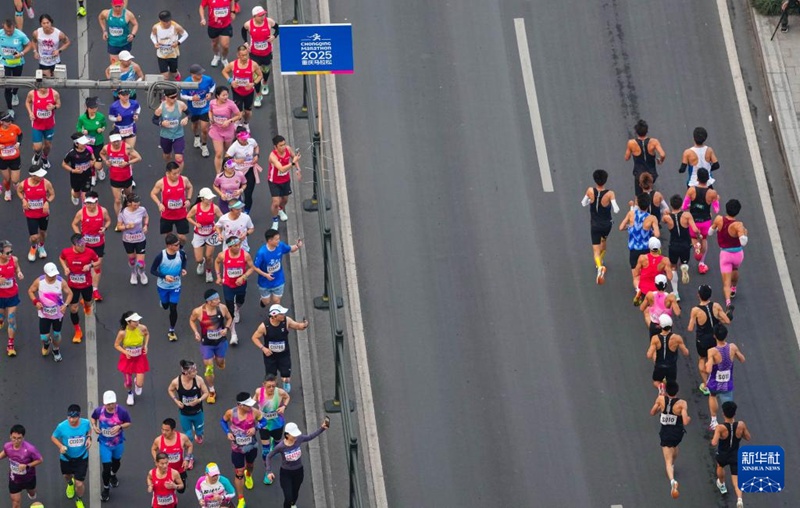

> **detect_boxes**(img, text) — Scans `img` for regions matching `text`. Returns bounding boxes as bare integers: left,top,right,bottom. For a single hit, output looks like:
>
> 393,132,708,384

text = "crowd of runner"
583,120,753,506
0,1,329,507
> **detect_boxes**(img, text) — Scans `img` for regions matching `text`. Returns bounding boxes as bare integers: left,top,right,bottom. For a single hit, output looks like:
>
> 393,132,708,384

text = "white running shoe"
205,270,213,283
234,304,240,323
263,85,270,96
37,245,46,259
134,385,142,396
138,271,148,285
230,331,238,345
211,54,221,67
737,498,743,507
91,175,97,187
71,194,79,206
680,264,689,284
98,169,107,181
126,392,134,406
11,94,18,106
201,145,210,158
278,209,288,222
130,273,138,285
716,479,728,494
193,136,202,148
254,95,262,108
3,190,10,201
708,418,718,431
196,259,205,275
221,58,229,67
271,219,279,231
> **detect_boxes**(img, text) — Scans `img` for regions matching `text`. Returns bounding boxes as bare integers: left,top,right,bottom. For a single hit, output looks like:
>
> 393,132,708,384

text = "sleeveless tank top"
646,190,660,218
107,9,130,48
688,146,711,187
159,433,185,473
589,188,612,228
161,176,187,220
627,209,652,251
222,249,246,288
229,408,257,452
632,137,656,173
156,249,182,290
717,217,742,251
122,326,145,357
258,387,284,430
23,178,47,218
639,253,663,293
194,203,216,236
32,89,56,131
232,59,254,96
695,303,715,342
649,291,671,322
249,19,273,56
107,143,131,182
150,467,177,507
268,148,291,184
35,28,62,66
159,102,183,140
708,343,734,392
177,375,203,415
690,187,711,222
81,206,106,247
37,275,64,319
154,24,180,59
200,307,225,345
0,256,17,298
717,421,742,455
262,317,289,353
655,332,678,367
659,396,685,441
668,211,691,247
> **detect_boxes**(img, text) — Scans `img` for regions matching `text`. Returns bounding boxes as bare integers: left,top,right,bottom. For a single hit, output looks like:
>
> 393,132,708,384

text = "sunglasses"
1,250,11,255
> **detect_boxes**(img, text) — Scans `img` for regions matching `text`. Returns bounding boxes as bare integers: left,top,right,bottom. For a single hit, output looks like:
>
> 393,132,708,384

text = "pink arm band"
682,195,692,210
712,200,720,214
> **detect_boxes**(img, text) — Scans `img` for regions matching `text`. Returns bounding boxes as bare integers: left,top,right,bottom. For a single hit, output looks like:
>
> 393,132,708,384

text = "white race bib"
284,448,301,462
660,413,678,426
234,435,251,446
167,198,184,210
69,273,87,285
125,346,142,357
267,341,285,353
0,278,13,289
715,370,731,383
124,231,145,243
226,267,243,278
164,119,179,129
212,7,229,17
206,328,224,340
84,234,101,244
9,461,23,475
197,224,214,235
253,40,269,51
181,395,197,405
67,436,85,447
101,427,116,437
109,157,125,167
108,27,124,37
118,125,134,137
265,411,278,420
43,305,58,316
28,198,44,209
36,109,52,119
192,98,207,109
157,494,175,506
75,161,92,173
1,145,16,157
157,44,173,57
167,452,181,463
213,115,227,125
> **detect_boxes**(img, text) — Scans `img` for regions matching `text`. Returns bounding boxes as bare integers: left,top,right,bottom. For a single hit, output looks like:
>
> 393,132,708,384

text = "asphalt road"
0,1,311,507
332,0,800,506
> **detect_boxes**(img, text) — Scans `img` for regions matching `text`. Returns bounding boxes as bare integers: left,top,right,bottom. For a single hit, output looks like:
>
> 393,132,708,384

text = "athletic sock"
593,256,601,269
670,272,679,292
701,251,707,264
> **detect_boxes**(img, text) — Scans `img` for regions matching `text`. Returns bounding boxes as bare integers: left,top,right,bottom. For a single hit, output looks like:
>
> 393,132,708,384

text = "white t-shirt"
225,139,258,172
216,212,254,252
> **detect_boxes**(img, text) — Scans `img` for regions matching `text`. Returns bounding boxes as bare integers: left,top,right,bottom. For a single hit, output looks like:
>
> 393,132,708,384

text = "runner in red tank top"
0,242,23,356
149,162,194,246
100,133,142,220
199,0,236,68
221,45,262,128
17,165,55,262
147,453,182,508
243,6,278,106
71,191,111,302
214,236,253,345
634,237,672,298
25,87,61,169
267,134,301,229
710,199,749,313
151,418,193,492
59,233,100,344
187,188,222,283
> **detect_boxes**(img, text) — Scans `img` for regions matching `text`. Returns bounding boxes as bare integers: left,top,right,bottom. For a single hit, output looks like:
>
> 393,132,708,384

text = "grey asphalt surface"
0,1,313,507
332,0,800,506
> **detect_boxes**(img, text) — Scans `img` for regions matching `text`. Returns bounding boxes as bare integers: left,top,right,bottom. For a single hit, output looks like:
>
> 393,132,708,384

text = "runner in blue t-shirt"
51,404,92,506
181,64,215,158
0,22,32,112
253,229,302,307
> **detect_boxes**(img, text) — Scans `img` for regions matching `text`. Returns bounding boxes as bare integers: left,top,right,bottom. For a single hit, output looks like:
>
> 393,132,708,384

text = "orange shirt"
0,124,22,160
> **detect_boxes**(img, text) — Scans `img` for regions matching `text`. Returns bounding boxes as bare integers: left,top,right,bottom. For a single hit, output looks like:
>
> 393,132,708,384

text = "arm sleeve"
241,25,249,42
149,31,158,45
149,252,163,277
220,476,236,495
194,477,205,500
682,195,692,211
180,250,188,270
178,29,189,44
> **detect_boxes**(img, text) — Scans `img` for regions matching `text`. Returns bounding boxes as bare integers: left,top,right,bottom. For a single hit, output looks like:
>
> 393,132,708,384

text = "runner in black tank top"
688,284,731,396
632,137,658,195
625,120,665,196
252,306,309,394
649,380,688,499
178,375,203,416
647,317,689,392
168,359,210,443
690,187,711,223
582,169,618,285
712,400,750,503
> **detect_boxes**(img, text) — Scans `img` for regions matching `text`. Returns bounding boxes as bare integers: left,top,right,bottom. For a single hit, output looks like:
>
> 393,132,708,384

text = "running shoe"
37,245,47,259
193,136,202,148
83,301,92,316
230,332,238,345
708,418,718,431
71,194,80,206
126,392,134,406
41,340,50,356
726,304,735,321
730,286,737,298
283,382,291,393
93,289,103,302
27,246,36,262
75,498,85,508
130,273,138,285
138,271,148,285
680,264,689,284
271,219,279,231
53,349,63,362
11,94,18,107
73,328,83,344
596,266,606,285
201,145,210,158
278,209,288,222
131,179,136,188
244,470,254,489
100,487,110,502
6,344,16,356
672,292,681,303
91,175,96,187
234,305,240,323
237,497,246,508
716,479,728,494
167,330,178,342
175,72,182,81
109,474,119,488
694,243,702,261
254,94,262,108
77,5,87,18
263,472,272,485
670,479,679,499
134,385,142,396
737,498,743,507
205,270,214,283
195,434,204,444
98,169,106,181
221,58,230,67
211,54,221,67
196,259,205,275
207,391,216,404
698,383,710,396
42,158,51,170
658,383,665,396
66,479,75,499
698,263,709,274
633,290,644,307
3,190,10,201
263,84,270,96
25,5,33,19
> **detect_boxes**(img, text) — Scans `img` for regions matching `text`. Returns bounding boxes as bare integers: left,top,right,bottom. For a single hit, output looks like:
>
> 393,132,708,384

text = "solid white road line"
318,0,389,505
76,0,89,110
715,0,800,344
513,18,555,193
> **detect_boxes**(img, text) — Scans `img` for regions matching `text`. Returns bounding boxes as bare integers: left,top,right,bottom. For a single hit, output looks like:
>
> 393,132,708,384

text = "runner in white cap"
186,187,222,284
113,310,150,406
640,273,680,338
646,315,689,394
632,236,671,307
220,392,268,508
265,417,329,508
90,390,132,502
17,164,55,262
250,304,308,393
27,262,70,361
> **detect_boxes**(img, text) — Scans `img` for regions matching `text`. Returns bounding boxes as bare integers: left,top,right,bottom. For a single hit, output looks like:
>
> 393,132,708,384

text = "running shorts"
590,224,612,245
668,244,691,265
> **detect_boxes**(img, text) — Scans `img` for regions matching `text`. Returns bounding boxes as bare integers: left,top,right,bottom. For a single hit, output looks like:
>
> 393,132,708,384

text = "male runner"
0,424,43,508
619,192,659,303
679,126,719,188
709,199,747,312
25,86,60,168
220,392,268,508
27,262,70,361
253,229,302,307
51,404,92,508
580,169,619,284
58,233,99,344
181,64,215,158
711,401,750,508
70,191,111,302
150,233,187,342
188,289,233,405
150,418,193,493
632,237,671,308
150,161,194,246
199,0,236,67
17,164,54,261
687,285,730,396
98,0,138,63
706,323,745,430
646,315,689,393
149,10,188,80
639,274,680,337
215,236,254,344
649,381,690,499
683,168,718,274
662,194,700,301
267,135,301,229
90,390,132,502
624,119,665,196
250,304,309,393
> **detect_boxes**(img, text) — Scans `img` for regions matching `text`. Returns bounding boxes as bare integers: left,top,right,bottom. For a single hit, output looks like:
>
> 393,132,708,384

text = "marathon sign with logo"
738,445,784,493
279,24,354,75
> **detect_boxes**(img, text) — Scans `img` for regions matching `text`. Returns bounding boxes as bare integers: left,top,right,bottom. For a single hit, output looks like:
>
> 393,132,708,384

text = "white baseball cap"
659,314,673,328
198,187,215,200
648,237,661,250
43,262,59,277
29,166,47,177
103,390,117,404
118,50,134,61
655,274,668,286
252,6,266,16
284,422,302,437
125,312,143,322
269,304,288,316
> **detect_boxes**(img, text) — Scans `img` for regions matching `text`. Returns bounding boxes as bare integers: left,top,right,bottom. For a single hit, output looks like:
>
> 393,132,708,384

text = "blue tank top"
156,249,182,290
159,103,184,140
627,209,652,251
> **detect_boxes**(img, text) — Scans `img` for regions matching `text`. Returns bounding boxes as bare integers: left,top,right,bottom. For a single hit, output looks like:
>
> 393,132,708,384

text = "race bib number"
253,40,269,51
9,461,23,475
192,98,207,109
101,427,116,437
86,136,96,145
109,157,125,167
28,198,44,209
181,395,197,405
125,346,143,357
197,224,214,235
108,27,124,37
158,44,173,57
206,328,224,340
234,435,251,446
212,115,227,125
157,494,175,506
42,305,58,316
284,448,301,462
265,411,278,420
36,109,52,119
0,278,13,289
118,125,134,137
660,413,678,426
167,199,184,210
267,341,285,353
75,161,91,173
164,119,179,129
67,436,85,447
84,234,101,245
2,47,15,56
267,261,280,274
226,267,243,278
715,370,731,383
167,452,181,463
213,7,229,17
69,273,87,285
1,145,17,157
124,231,145,243
234,78,249,87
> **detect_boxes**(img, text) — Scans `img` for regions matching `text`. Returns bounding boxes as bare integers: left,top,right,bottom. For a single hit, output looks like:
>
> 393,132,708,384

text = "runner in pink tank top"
640,274,681,338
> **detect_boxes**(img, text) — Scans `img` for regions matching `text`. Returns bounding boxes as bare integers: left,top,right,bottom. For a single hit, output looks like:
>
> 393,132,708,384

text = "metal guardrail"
286,0,367,506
